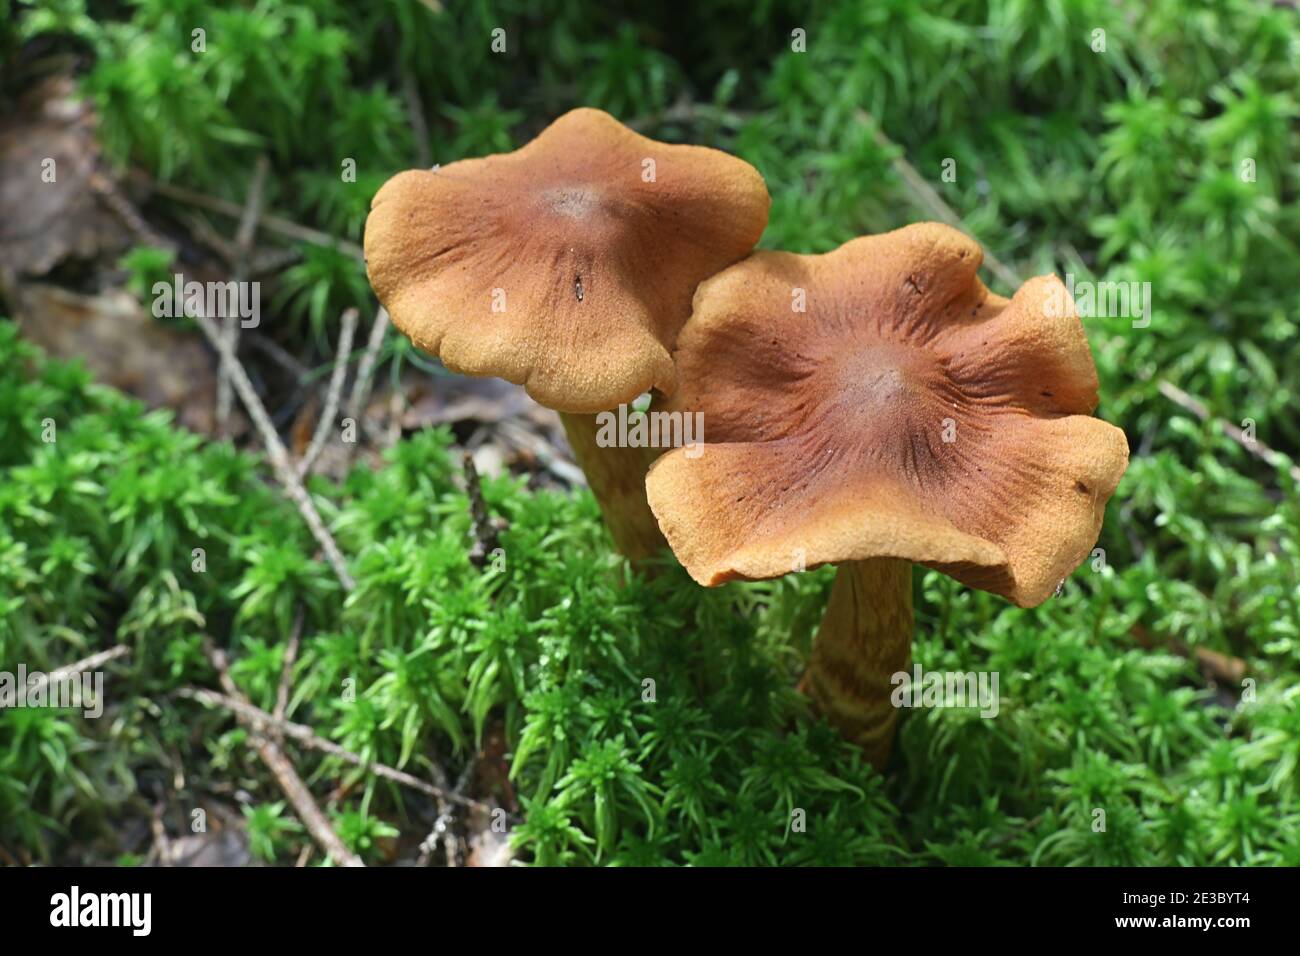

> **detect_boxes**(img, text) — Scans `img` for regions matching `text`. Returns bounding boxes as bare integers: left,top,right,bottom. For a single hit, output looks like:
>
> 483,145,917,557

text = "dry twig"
497,419,587,486
298,307,359,477
151,179,365,262
1157,381,1300,484
855,110,1021,291
245,331,310,379
192,310,356,590
219,156,270,436
203,642,363,867
345,306,390,427
176,686,487,811
402,72,433,169
90,171,174,251
24,645,131,700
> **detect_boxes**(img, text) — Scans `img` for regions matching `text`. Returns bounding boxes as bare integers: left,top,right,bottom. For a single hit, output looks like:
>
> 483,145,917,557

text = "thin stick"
182,214,301,279
402,72,433,169
176,687,487,811
89,172,173,252
1158,381,1300,483
385,389,406,447
151,180,365,262
338,307,391,468
259,732,360,866
245,332,310,379
235,157,270,253
346,307,389,424
219,156,270,436
192,311,356,590
25,645,131,699
148,802,173,866
418,754,461,867
181,210,239,262
249,246,304,278
497,419,587,487
855,110,1022,291
298,307,359,477
204,642,363,867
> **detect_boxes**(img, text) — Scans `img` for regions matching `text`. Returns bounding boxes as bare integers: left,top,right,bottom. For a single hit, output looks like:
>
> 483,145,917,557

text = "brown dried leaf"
0,76,124,275
10,282,224,435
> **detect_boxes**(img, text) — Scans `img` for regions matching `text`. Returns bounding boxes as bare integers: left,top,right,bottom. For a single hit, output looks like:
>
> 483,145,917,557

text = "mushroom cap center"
525,183,635,249
852,362,911,406
543,186,603,219
832,338,942,420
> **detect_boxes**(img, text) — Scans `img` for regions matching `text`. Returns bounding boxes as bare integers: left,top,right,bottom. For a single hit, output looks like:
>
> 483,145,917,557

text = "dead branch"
151,179,365,262
854,110,1021,291
176,686,487,812
345,306,390,425
402,71,433,169
192,310,356,590
1157,380,1300,484
25,645,131,699
203,642,363,867
497,419,587,486
89,171,174,252
219,156,270,436
298,307,358,477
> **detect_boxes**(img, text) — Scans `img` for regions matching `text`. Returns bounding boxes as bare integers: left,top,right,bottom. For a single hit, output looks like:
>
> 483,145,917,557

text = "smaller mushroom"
364,108,770,562
646,223,1129,766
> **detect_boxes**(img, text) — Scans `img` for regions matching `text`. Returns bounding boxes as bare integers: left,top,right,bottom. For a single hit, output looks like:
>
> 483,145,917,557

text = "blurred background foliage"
1,0,1299,865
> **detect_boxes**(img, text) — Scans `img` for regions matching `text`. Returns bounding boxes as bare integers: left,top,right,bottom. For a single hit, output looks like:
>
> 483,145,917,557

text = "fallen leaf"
0,75,124,275
8,282,225,435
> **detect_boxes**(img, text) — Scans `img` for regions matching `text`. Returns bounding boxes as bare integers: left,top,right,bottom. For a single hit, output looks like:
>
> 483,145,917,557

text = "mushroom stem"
798,557,914,768
559,411,667,564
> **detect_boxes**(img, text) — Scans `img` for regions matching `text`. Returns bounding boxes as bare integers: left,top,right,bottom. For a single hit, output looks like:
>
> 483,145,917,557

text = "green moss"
2,319,1298,865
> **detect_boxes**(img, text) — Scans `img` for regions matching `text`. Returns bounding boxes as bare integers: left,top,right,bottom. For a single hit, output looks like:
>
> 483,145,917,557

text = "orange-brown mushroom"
646,223,1130,765
364,108,769,561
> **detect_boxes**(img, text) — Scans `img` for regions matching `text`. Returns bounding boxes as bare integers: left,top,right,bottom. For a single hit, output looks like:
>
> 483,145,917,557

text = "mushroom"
363,108,770,561
645,223,1130,766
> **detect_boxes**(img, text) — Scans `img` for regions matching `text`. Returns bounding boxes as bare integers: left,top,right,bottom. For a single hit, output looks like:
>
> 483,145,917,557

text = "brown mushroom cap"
645,223,1130,607
363,108,770,414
